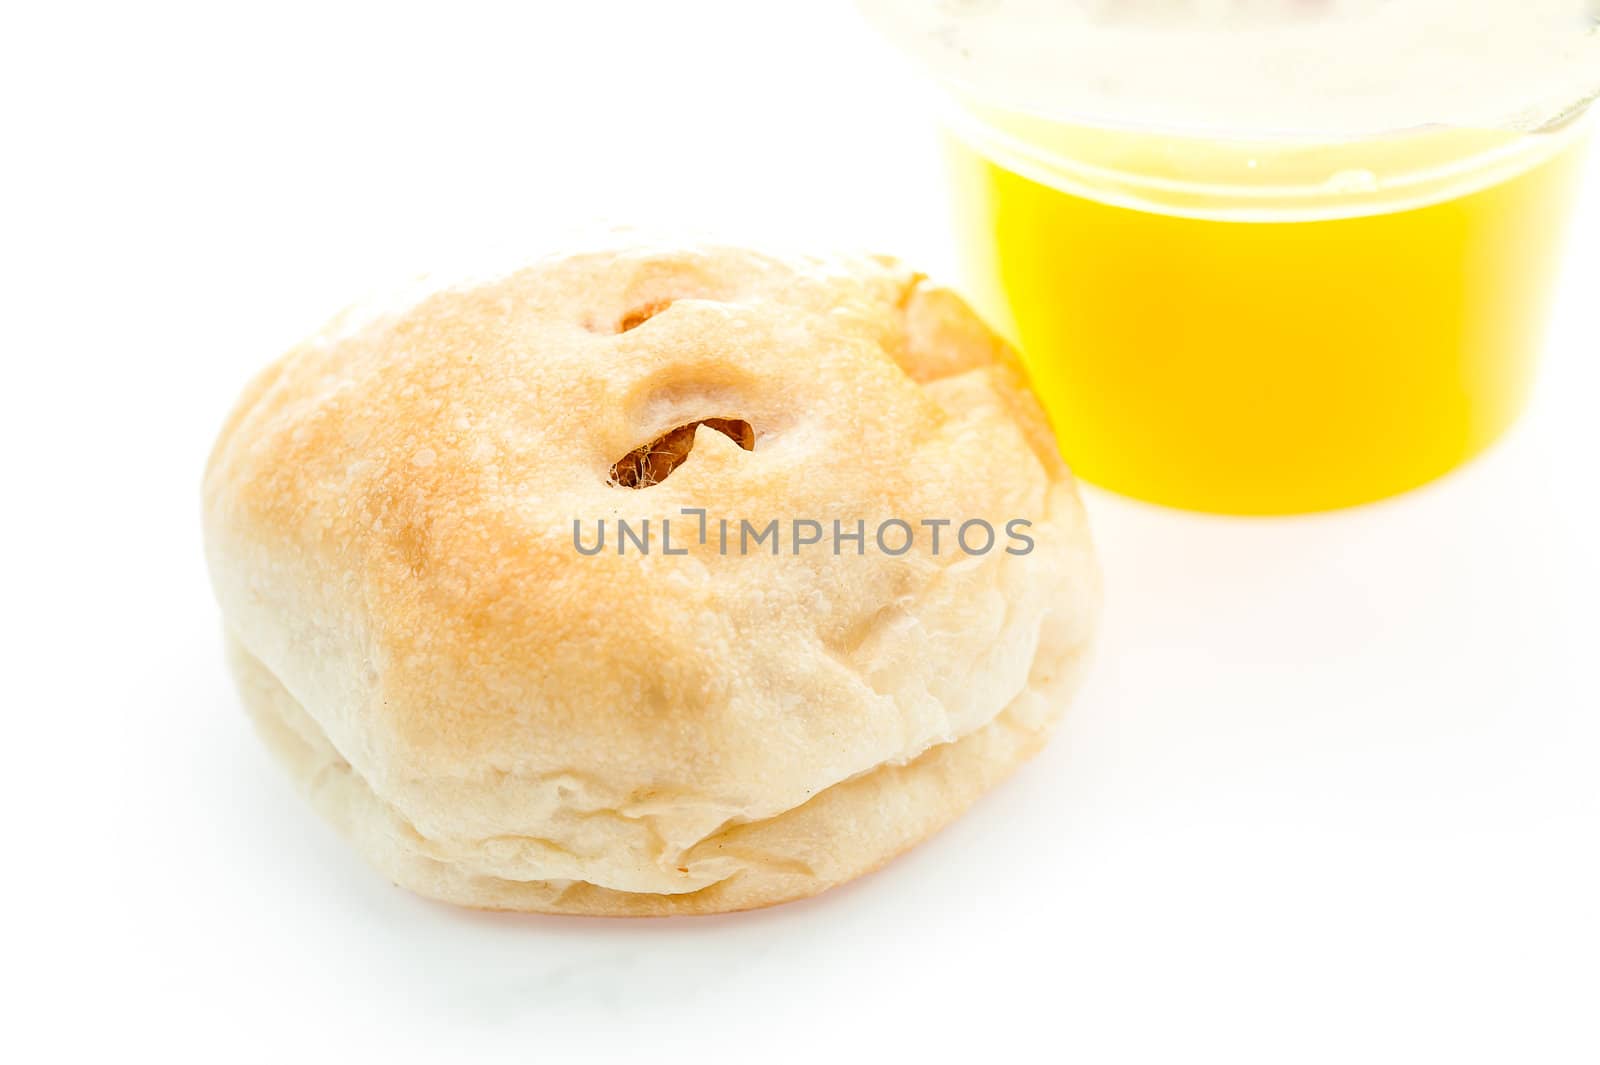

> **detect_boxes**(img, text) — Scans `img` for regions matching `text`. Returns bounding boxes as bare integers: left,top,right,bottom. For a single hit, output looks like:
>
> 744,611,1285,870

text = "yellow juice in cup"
945,105,1592,514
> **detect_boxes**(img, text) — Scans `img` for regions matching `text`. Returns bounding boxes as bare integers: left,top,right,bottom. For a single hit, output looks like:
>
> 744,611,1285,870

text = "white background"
5,2,1597,1062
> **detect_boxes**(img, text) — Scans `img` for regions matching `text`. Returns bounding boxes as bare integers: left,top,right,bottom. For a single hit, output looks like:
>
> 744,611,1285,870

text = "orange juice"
945,106,1591,514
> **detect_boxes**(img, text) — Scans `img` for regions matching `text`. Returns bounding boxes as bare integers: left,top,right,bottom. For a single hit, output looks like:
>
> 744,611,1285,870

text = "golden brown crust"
204,240,1099,914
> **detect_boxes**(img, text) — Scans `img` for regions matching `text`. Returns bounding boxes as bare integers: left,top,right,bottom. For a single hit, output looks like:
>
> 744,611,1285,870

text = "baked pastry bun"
204,240,1099,915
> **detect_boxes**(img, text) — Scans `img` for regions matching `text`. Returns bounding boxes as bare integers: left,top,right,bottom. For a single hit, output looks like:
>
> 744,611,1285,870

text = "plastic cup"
939,103,1592,513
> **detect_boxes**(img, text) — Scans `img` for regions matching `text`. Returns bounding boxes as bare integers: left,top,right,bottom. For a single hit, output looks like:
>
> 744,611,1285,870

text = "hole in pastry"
615,300,673,333
609,418,755,488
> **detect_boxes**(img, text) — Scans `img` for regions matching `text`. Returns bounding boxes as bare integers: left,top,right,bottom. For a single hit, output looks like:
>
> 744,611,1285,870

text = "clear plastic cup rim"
942,95,1595,223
